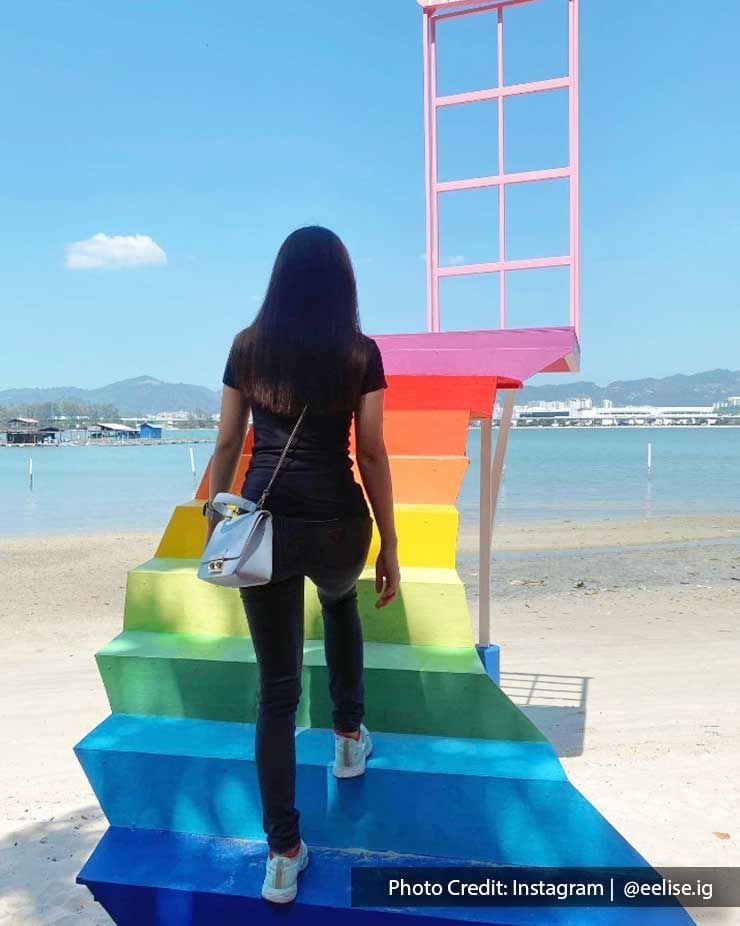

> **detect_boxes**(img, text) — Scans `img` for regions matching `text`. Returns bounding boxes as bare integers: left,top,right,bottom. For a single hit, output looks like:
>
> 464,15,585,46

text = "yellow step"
155,501,459,569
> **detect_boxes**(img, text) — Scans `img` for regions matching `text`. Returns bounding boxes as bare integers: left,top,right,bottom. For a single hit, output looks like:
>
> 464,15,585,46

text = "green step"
96,630,545,742
123,558,474,647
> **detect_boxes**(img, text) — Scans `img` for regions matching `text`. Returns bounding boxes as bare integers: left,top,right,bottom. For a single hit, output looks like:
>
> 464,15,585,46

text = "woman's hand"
205,382,250,550
375,545,400,609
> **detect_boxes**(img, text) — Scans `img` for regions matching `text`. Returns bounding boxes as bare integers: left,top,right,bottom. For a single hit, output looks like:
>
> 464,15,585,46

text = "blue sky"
1,0,738,391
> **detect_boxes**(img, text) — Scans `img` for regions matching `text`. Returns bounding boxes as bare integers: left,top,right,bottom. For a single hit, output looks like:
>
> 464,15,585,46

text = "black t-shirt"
222,336,387,520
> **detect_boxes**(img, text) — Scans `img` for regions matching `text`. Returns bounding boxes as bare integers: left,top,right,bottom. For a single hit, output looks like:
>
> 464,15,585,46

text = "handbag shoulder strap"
257,405,308,509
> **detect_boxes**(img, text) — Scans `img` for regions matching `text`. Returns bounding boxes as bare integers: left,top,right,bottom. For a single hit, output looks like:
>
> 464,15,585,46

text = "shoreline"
505,424,740,430
460,512,740,553
3,425,740,447
0,438,217,448
3,512,739,548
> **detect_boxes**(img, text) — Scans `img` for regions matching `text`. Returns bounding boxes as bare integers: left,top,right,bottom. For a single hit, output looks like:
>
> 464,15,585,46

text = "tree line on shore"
1,401,215,431
1,400,121,428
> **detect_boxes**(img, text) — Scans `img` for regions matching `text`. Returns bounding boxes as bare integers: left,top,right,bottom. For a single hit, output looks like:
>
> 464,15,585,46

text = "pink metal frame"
420,0,580,336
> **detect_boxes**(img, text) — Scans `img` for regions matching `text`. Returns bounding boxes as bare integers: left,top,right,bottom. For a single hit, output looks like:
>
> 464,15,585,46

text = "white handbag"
197,406,307,588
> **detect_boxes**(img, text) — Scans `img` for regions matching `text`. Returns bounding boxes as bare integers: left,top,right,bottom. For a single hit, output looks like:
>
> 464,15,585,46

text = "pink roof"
372,326,580,385
417,0,540,9
416,0,477,7
416,0,530,10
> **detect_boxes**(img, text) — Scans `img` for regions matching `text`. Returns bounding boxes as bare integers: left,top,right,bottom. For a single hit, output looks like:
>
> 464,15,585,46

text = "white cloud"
418,253,468,266
65,233,167,270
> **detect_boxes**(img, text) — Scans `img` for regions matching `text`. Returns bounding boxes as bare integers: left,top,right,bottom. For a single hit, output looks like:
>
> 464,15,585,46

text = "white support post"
477,388,518,648
490,389,517,532
478,417,493,646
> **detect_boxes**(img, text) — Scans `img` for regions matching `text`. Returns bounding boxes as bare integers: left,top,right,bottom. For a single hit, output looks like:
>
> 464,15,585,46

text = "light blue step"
77,826,696,926
77,713,643,868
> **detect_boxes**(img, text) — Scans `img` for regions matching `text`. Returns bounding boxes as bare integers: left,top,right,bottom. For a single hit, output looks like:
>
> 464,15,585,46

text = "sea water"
459,426,740,525
1,427,739,537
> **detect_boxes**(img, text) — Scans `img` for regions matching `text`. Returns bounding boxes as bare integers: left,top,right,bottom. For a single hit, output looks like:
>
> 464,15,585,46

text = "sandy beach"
1,516,739,925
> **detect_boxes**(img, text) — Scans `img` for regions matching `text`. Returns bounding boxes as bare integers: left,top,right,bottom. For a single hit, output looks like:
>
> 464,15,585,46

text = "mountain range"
0,376,221,417
521,369,740,407
2,369,740,416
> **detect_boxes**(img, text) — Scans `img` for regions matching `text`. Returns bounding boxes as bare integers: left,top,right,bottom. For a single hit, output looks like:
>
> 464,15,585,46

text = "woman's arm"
355,389,400,609
205,384,251,543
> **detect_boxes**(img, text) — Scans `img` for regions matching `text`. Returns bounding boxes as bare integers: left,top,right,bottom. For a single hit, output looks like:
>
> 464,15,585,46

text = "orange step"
352,456,467,505
199,453,467,506
351,409,469,456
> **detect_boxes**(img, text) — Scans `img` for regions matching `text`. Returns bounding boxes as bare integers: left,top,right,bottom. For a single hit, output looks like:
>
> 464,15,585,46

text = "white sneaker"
261,840,309,904
333,724,373,779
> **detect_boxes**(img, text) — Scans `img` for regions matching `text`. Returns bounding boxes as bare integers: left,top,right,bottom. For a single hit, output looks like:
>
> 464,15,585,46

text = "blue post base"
476,643,501,685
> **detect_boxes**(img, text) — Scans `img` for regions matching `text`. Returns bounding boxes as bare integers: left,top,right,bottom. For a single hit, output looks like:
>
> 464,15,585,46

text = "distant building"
38,426,61,444
513,403,728,427
3,419,62,444
6,417,41,444
91,422,140,439
518,409,571,421
714,396,740,415
140,422,163,439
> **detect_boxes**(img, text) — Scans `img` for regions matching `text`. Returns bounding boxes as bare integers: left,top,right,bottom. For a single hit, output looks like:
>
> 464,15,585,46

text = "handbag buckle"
208,558,225,574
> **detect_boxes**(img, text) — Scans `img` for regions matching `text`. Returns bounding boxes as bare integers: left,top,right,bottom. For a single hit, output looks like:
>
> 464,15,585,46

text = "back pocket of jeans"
317,517,371,568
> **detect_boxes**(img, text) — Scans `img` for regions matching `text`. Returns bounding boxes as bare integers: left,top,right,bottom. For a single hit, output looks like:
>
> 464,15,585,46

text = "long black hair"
228,226,370,415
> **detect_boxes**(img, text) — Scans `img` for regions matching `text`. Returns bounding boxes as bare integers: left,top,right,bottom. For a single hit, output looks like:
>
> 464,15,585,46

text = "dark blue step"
77,826,695,926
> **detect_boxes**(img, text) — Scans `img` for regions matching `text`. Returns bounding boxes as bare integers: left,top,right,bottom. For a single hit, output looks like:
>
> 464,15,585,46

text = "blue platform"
77,826,695,926
76,713,647,868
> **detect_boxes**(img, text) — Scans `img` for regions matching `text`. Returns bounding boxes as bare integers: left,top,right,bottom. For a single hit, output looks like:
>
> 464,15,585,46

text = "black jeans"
239,513,373,853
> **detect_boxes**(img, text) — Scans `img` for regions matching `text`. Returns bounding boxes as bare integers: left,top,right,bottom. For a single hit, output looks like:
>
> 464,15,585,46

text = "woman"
204,226,400,904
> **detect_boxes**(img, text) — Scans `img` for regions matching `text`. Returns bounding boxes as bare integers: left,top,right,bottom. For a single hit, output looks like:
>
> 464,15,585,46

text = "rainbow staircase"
71,1,693,919
74,340,693,925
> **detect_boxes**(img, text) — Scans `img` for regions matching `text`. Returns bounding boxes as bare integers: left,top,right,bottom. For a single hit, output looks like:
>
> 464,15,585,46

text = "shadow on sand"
0,803,110,925
500,670,590,757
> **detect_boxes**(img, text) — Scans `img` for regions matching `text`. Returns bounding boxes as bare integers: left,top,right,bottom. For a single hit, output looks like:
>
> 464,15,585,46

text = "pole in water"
189,446,196,488
29,456,33,491
647,441,653,477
